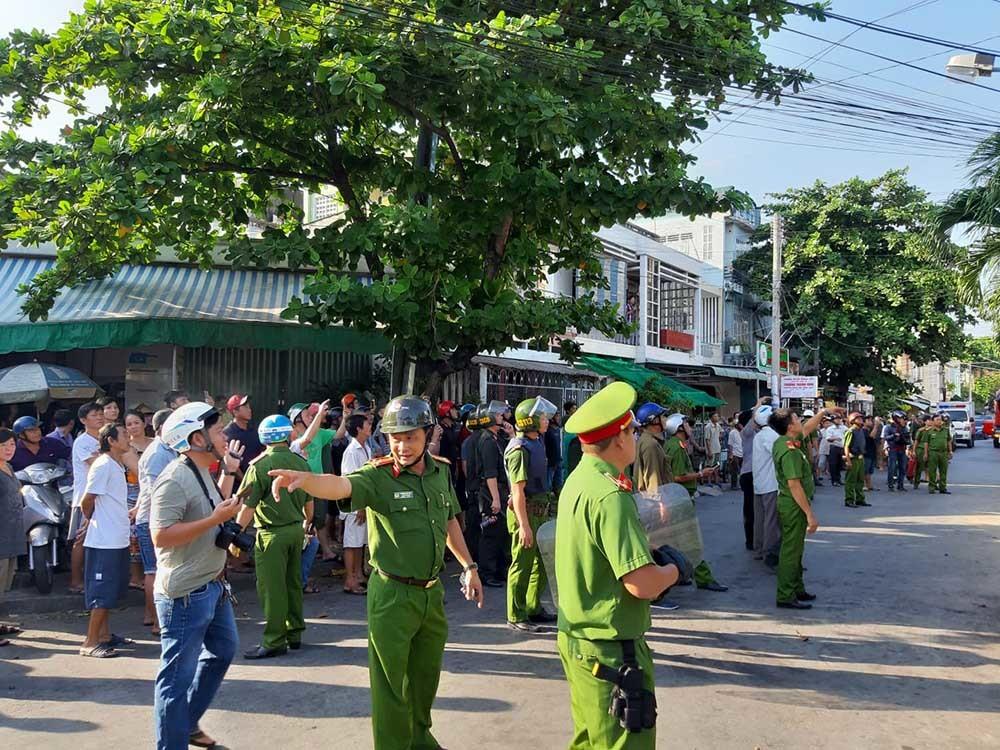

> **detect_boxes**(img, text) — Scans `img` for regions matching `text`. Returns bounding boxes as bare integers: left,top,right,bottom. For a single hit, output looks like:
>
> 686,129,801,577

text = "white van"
935,401,975,448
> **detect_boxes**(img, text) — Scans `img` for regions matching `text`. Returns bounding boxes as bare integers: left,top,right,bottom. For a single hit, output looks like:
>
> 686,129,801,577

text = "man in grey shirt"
150,402,243,750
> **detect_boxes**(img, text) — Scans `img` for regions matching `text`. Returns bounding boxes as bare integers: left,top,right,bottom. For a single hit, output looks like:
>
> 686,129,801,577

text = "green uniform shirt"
926,426,952,452
555,454,654,641
633,430,671,492
347,453,460,580
239,445,312,528
773,435,815,503
664,435,696,492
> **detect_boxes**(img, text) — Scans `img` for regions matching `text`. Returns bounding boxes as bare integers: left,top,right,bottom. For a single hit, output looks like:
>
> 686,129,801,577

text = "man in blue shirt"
11,416,71,471
47,409,76,452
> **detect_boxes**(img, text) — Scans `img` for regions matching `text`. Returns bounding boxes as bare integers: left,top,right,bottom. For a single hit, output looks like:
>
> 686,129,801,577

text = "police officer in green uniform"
911,414,929,489
662,414,729,592
843,413,870,508
505,396,559,633
556,382,691,750
770,407,831,610
924,413,954,494
233,414,313,659
269,396,483,750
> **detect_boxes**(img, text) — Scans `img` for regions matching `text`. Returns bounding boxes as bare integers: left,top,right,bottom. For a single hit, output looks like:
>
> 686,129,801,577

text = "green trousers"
557,631,656,750
927,450,949,491
683,489,717,586
506,506,549,623
913,455,925,487
844,457,865,505
368,571,448,750
255,523,305,649
776,495,807,603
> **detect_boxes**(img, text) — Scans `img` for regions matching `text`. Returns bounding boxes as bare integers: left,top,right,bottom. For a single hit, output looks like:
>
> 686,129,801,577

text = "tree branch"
232,124,328,175
485,211,514,280
188,161,329,183
385,95,467,182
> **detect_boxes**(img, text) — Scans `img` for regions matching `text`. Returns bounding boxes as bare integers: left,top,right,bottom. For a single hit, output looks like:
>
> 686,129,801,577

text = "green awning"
576,355,725,407
0,256,389,354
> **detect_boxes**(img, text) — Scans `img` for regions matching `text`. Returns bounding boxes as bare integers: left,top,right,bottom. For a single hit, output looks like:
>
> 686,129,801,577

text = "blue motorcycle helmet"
258,414,293,445
636,402,667,427
13,415,40,437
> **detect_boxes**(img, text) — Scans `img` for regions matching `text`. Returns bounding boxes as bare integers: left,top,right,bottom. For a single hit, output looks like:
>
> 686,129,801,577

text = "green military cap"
564,381,638,444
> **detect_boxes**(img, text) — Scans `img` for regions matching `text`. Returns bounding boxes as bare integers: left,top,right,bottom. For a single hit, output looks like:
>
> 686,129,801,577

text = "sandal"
108,633,135,647
68,586,84,595
128,582,145,591
0,624,21,636
343,587,367,596
303,583,321,594
189,728,217,748
80,643,118,658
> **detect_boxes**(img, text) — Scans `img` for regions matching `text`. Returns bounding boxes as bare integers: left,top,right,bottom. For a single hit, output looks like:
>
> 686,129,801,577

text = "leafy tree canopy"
971,371,1000,410
1,0,813,394
736,170,971,395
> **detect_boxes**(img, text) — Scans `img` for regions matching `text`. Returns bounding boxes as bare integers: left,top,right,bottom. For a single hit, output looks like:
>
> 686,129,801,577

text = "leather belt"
378,570,439,589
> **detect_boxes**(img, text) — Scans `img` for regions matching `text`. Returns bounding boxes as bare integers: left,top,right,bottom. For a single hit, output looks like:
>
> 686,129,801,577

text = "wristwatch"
463,562,479,573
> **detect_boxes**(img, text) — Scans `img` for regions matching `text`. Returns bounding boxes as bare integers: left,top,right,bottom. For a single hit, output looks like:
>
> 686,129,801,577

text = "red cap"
578,410,636,445
226,394,249,413
342,393,357,408
307,402,320,416
437,400,455,418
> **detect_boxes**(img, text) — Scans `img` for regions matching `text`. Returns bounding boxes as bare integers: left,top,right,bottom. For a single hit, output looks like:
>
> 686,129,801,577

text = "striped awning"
0,255,388,355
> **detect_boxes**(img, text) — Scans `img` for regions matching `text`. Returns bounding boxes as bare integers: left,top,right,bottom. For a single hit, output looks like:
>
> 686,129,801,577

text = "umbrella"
0,362,102,404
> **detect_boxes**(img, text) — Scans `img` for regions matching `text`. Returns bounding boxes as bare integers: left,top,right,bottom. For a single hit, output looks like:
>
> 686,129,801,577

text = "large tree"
736,170,971,395
0,0,811,394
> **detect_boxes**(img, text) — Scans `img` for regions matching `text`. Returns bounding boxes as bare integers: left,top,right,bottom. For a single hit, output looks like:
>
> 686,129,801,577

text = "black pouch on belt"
591,640,658,733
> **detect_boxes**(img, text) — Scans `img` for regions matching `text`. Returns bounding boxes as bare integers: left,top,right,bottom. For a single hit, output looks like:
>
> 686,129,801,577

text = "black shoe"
244,645,287,660
482,578,505,588
940,489,952,495
856,500,872,507
777,600,812,610
745,542,754,551
897,486,907,492
507,620,540,633
527,609,557,624
289,642,301,650
652,599,681,611
796,591,817,601
697,581,729,592
845,502,857,508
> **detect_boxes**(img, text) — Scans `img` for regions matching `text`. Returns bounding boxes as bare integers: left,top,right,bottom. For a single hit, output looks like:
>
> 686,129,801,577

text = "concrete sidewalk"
1,446,998,749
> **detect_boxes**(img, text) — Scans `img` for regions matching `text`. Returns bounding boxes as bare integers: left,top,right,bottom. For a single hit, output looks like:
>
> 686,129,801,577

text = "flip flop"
343,588,367,596
189,729,217,748
0,624,21,636
80,644,118,658
68,587,84,595
128,583,145,591
303,583,321,594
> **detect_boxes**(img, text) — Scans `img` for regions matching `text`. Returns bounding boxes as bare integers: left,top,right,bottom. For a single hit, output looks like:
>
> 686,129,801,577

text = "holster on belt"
591,640,657,733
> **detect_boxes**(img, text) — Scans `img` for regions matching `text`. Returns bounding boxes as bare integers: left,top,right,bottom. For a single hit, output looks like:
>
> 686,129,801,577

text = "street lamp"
945,53,995,79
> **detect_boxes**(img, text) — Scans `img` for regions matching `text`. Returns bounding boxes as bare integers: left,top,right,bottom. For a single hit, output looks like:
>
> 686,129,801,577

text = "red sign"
660,329,695,351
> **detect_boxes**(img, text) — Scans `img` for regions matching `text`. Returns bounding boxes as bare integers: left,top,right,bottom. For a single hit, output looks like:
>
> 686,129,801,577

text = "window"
701,294,721,344
646,257,661,347
702,226,714,261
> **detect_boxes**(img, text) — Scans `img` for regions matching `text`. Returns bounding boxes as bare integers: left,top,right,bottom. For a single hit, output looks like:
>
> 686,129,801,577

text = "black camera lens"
216,521,253,552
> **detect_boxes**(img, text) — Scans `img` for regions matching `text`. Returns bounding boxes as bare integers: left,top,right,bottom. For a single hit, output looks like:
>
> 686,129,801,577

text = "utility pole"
771,214,783,402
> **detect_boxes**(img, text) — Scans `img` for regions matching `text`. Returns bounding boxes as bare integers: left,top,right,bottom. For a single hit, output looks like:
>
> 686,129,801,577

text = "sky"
3,0,998,338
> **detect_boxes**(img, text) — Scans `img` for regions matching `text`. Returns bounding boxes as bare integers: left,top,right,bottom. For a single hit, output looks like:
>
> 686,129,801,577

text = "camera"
216,520,254,552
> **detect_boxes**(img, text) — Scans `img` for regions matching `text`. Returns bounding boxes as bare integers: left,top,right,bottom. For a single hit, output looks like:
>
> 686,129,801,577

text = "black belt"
378,570,439,589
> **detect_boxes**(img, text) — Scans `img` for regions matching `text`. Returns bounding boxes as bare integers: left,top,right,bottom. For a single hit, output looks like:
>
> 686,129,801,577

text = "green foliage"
972,372,1000,409
635,376,693,413
965,336,1000,365
0,0,812,394
736,170,971,395
929,133,1000,320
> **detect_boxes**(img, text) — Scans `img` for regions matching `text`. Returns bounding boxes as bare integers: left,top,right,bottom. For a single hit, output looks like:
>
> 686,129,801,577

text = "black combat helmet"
380,396,435,434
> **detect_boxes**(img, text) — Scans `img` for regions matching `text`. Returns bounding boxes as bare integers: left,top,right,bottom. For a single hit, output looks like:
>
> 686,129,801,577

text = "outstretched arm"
268,470,352,502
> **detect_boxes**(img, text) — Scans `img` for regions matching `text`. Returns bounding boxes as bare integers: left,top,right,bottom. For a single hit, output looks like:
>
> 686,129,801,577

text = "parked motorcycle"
18,463,72,594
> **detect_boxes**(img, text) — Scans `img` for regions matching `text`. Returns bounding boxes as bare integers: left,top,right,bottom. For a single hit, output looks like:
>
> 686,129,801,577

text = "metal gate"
483,362,601,410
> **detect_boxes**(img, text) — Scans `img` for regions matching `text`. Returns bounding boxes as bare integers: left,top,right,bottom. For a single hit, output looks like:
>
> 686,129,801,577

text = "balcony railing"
701,342,723,360
584,328,640,346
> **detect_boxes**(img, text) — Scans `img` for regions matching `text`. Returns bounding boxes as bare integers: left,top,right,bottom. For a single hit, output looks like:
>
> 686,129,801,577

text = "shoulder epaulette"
248,452,267,466
370,455,395,468
430,454,451,465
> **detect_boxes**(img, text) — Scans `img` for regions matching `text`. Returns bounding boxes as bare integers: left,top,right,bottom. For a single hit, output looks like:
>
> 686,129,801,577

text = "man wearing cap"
233,415,313,659
223,394,263,473
923,413,954,495
268,395,483,750
882,411,911,492
557,382,690,749
663,415,729,592
505,396,559,633
843,413,870,508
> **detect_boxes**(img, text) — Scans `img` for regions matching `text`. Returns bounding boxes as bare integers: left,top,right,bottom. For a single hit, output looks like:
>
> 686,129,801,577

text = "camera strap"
182,455,223,511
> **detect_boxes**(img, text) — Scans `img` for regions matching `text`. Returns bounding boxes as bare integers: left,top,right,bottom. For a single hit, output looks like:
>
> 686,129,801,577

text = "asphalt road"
1,444,998,749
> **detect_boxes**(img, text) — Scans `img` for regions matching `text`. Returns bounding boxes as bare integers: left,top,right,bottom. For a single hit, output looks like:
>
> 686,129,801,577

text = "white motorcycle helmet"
161,402,218,452
663,413,687,436
754,404,774,427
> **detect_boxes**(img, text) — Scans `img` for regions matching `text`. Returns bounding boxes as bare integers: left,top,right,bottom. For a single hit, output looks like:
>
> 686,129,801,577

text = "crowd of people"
0,382,962,748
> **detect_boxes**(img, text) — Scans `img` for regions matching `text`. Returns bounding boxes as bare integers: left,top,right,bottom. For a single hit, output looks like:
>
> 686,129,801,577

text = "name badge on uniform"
393,491,414,500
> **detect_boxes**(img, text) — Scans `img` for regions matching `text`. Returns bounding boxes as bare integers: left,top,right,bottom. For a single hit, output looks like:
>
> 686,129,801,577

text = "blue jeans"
887,450,907,489
301,535,319,588
154,580,238,750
